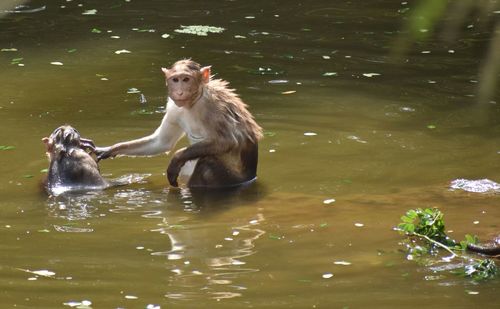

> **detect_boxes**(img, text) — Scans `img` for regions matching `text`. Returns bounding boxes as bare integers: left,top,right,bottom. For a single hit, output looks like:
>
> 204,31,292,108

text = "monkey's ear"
161,67,170,77
42,137,53,151
200,66,211,84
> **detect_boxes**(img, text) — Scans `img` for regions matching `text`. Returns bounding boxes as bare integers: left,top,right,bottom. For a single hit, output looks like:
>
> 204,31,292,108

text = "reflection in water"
146,186,266,301
47,191,101,221
156,212,266,301
46,173,152,230
48,178,266,301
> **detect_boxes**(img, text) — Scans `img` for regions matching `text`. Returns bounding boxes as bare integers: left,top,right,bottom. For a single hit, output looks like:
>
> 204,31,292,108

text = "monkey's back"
46,149,108,194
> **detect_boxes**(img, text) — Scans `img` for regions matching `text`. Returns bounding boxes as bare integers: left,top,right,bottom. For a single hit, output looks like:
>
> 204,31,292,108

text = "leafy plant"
397,208,497,281
463,259,498,281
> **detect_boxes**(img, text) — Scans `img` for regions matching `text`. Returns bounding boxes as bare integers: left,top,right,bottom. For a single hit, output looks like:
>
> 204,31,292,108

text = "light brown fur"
97,59,263,188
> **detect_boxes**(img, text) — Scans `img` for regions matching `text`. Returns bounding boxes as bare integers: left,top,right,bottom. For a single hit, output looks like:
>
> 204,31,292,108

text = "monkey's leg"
188,156,244,188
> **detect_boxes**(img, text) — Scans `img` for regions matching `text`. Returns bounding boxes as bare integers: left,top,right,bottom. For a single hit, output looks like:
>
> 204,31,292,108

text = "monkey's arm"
96,110,185,160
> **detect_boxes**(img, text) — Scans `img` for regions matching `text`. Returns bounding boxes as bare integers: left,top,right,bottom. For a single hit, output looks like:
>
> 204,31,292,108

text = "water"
1,0,499,308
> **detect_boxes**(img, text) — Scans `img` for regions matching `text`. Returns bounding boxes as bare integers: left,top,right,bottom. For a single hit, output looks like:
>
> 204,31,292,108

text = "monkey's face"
166,73,202,108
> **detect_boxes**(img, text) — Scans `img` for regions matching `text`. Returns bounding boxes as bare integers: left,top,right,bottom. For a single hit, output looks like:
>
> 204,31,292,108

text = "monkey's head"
42,125,81,160
161,59,211,108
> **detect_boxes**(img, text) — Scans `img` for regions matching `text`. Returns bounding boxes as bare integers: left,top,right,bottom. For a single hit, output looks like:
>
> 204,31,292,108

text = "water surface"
1,0,499,308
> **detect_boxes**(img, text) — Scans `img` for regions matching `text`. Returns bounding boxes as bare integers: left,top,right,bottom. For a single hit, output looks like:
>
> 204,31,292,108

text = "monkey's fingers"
80,139,97,153
80,138,96,149
95,146,114,161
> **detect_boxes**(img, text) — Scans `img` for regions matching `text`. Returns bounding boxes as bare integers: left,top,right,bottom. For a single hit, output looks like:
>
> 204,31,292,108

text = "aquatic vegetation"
397,208,498,281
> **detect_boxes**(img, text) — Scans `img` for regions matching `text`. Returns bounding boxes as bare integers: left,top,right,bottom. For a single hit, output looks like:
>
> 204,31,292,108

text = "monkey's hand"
166,155,184,187
95,146,115,161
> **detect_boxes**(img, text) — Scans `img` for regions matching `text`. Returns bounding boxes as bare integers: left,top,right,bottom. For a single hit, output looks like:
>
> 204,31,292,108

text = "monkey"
42,125,109,194
467,235,500,257
96,59,263,188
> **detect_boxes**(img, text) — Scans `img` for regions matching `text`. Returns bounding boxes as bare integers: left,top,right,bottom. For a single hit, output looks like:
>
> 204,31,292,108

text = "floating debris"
268,79,288,84
82,9,97,15
63,300,92,308
161,33,170,38
362,73,381,77
281,90,296,95
323,198,336,205
334,261,352,266
322,272,334,279
354,223,364,227
322,72,337,77
174,25,225,36
10,58,23,65
50,62,64,66
304,132,317,136
132,28,156,33
115,49,131,54
1,48,17,52
127,88,140,94
450,179,500,193
6,5,46,14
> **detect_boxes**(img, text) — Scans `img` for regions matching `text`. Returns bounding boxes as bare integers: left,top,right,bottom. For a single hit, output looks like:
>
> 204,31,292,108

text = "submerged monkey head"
42,125,82,161
161,59,211,108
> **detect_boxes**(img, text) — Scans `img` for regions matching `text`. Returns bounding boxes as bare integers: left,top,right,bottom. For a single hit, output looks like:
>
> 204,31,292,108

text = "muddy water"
0,0,499,308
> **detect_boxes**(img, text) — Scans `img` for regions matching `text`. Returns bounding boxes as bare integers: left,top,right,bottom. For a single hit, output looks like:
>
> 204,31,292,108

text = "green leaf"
0,145,15,150
40,168,48,173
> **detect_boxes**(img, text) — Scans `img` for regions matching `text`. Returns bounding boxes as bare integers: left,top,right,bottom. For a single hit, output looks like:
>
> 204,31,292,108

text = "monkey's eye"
183,77,190,82
172,77,179,82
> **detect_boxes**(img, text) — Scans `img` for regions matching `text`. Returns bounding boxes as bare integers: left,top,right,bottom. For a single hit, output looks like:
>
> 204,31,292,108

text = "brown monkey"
96,59,263,188
42,125,109,194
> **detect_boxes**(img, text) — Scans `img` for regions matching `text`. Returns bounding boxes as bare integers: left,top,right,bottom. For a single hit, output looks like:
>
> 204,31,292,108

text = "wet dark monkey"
96,60,263,188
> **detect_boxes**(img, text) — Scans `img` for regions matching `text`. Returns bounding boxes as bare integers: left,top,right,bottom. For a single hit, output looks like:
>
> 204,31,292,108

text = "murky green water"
1,0,499,308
